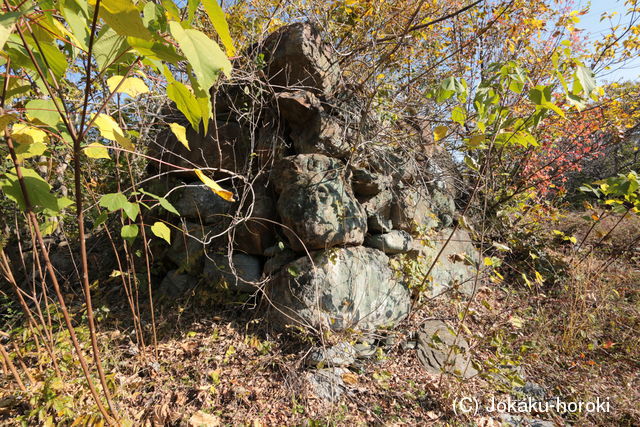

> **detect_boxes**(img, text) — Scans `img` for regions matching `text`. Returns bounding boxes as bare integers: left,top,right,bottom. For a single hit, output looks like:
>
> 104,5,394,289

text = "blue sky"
577,0,640,83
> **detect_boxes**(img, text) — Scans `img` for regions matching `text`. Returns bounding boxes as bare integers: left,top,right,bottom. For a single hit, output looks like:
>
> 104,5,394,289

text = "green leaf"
573,65,597,99
22,36,67,80
150,221,171,244
25,99,60,127
93,26,130,72
0,167,73,213
99,192,139,221
158,197,180,216
97,0,153,39
464,155,479,171
61,0,90,50
0,10,23,51
202,0,236,56
127,37,183,64
496,131,538,148
142,2,166,30
139,189,180,215
169,21,231,89
451,106,466,126
14,140,47,161
121,224,139,242
40,219,59,236
161,0,180,20
167,81,202,130
528,85,551,105
94,211,108,227
0,114,17,129
187,0,199,24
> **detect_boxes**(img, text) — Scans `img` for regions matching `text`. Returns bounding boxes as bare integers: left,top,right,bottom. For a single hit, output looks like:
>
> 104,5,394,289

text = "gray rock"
360,190,393,233
499,414,556,427
306,342,356,367
203,253,262,293
166,222,216,275
292,113,349,158
171,184,233,224
514,382,547,401
269,246,410,331
364,230,413,254
159,270,197,297
391,186,439,233
231,183,277,255
272,154,367,252
276,90,322,124
271,153,344,193
261,22,341,95
263,248,298,275
415,228,481,298
353,342,377,358
425,148,461,198
306,367,349,402
277,91,350,158
416,320,477,379
428,188,456,228
151,120,252,177
351,168,390,197
369,150,419,184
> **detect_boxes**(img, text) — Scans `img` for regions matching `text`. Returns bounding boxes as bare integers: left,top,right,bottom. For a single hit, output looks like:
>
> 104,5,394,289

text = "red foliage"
520,106,612,195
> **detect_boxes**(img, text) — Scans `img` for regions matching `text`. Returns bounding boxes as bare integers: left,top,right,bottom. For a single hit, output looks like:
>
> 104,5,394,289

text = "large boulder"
415,228,481,298
166,222,218,275
151,120,252,177
269,246,410,331
276,90,350,158
158,270,197,297
272,154,367,252
390,185,439,233
203,253,262,293
261,22,340,95
350,168,391,197
359,189,393,233
230,183,277,255
171,184,233,224
416,320,477,379
364,230,413,254
369,150,419,184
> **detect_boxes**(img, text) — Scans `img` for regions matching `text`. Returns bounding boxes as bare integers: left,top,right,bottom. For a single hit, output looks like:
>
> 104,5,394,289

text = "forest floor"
1,212,639,426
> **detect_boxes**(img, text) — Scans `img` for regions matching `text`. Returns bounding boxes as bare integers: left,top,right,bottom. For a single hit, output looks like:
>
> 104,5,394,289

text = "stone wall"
149,22,480,334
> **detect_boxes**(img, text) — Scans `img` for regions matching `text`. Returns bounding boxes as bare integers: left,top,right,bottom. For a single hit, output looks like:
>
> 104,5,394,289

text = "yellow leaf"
93,114,134,151
0,113,17,129
509,316,524,328
13,140,47,161
433,125,448,142
107,76,149,97
341,372,358,385
12,123,48,145
194,169,235,202
150,221,171,244
84,142,111,159
468,134,485,148
169,123,190,150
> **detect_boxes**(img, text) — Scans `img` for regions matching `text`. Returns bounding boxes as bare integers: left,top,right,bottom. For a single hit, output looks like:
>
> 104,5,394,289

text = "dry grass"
1,211,639,425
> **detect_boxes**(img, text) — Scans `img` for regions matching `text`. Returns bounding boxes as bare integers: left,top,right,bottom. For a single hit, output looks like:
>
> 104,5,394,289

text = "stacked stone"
152,23,480,333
